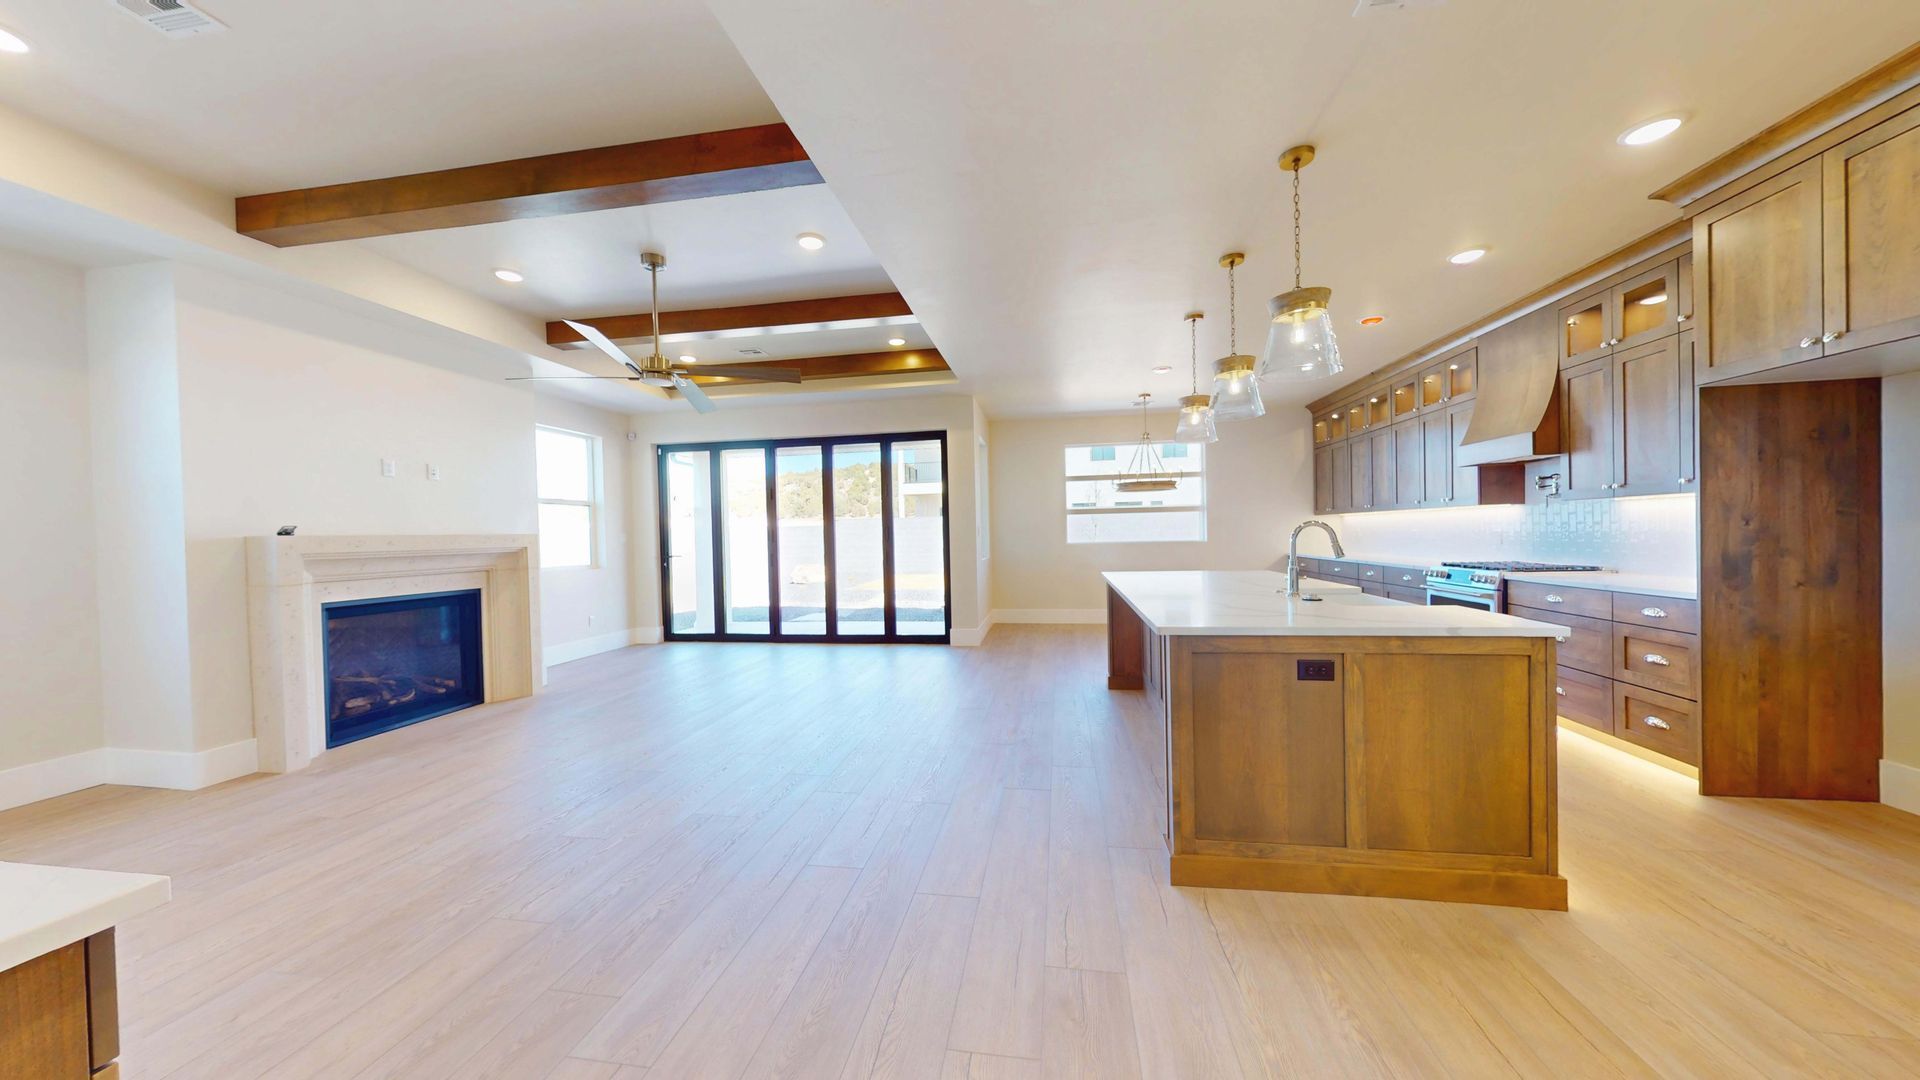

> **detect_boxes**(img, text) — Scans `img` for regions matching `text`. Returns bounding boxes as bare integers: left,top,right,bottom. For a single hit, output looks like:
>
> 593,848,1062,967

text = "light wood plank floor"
5,625,1920,1078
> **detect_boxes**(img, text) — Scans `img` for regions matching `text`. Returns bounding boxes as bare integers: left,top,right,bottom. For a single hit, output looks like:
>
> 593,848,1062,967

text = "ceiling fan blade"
506,375,641,381
686,364,804,384
672,373,719,414
561,319,644,376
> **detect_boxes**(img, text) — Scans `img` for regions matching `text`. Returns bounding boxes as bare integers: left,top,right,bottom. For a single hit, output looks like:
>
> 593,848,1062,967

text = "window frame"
536,424,602,570
1062,440,1208,545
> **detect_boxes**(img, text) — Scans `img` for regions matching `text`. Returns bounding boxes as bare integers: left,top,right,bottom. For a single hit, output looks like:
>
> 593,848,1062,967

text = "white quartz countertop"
1503,570,1699,600
0,861,170,973
1103,571,1568,638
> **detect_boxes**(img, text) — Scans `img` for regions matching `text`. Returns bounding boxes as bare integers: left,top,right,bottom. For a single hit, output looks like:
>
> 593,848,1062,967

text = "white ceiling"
356,186,895,319
701,0,1920,415
0,0,776,193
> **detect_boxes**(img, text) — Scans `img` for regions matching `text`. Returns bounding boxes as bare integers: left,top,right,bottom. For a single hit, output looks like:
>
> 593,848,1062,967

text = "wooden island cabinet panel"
1189,652,1347,848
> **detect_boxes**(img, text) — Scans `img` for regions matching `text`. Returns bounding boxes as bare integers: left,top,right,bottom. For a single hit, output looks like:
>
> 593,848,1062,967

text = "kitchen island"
1,861,170,1078
1105,570,1569,910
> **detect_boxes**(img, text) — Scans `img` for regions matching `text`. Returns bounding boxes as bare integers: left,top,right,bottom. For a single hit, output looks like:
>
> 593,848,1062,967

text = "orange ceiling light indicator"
1357,315,1387,327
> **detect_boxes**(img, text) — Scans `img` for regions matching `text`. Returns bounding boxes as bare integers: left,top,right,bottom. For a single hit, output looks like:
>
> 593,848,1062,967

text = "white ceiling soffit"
0,0,776,193
699,0,1920,416
357,187,896,319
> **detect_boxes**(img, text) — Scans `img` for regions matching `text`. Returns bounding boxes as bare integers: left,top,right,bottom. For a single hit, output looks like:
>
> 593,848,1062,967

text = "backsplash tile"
1324,494,1696,577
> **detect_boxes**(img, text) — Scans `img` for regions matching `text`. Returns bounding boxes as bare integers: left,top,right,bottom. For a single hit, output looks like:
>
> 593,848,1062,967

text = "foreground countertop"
1103,571,1568,638
0,861,170,973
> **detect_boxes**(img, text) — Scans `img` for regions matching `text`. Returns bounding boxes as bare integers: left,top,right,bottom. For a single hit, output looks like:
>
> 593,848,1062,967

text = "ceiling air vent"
111,0,227,37
1353,0,1445,14
736,347,767,356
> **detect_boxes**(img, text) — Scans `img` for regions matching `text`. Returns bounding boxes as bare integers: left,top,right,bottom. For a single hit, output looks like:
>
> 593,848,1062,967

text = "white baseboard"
989,607,1106,625
950,619,993,647
545,627,645,666
0,749,109,812
1884,759,1920,817
630,626,663,645
0,739,259,812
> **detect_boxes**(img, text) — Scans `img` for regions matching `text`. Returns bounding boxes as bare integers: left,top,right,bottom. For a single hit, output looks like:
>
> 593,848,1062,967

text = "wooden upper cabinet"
1692,157,1827,382
1364,392,1392,429
1675,250,1694,327
1421,410,1453,506
1392,419,1425,508
1344,400,1367,437
1822,104,1920,356
1559,286,1614,368
1612,336,1689,498
1368,428,1395,511
1312,446,1336,513
1390,376,1420,422
1348,435,1373,511
1561,356,1616,500
1612,260,1681,352
1447,402,1481,506
1678,328,1697,488
1329,441,1353,511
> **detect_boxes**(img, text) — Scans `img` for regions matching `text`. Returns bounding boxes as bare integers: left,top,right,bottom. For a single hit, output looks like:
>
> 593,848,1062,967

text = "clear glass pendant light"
1260,145,1343,382
1211,253,1266,421
1173,310,1218,443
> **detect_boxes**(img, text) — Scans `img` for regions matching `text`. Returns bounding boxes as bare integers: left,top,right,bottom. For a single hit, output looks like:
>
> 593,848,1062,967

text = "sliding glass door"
657,432,950,643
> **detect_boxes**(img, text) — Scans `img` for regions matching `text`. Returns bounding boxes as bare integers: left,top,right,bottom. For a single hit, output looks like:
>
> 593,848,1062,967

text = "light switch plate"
426,464,442,481
380,458,397,478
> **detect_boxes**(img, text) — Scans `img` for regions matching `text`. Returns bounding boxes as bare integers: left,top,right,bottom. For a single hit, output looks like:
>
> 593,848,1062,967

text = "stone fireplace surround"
245,534,541,772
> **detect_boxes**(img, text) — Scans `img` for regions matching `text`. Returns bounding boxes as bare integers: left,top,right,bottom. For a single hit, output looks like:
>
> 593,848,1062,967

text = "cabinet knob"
1677,313,1690,323
1545,594,1565,604
1555,686,1567,697
1642,715,1673,731
1640,607,1668,618
1678,476,1693,485
1643,653,1673,667
1822,331,1843,343
1801,336,1818,348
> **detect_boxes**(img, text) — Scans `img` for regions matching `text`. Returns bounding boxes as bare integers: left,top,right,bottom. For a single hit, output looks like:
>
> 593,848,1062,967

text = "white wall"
988,410,1311,614
1884,372,1920,813
630,394,988,636
0,250,102,773
536,396,639,661
172,268,539,751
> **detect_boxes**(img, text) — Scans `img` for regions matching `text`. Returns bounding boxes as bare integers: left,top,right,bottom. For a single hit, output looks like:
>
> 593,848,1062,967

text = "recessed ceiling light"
796,232,826,251
0,26,29,54
1618,116,1684,146
1636,292,1669,306
493,268,524,283
1357,315,1387,326
1152,365,1173,375
888,337,908,347
1448,248,1487,266
678,355,698,364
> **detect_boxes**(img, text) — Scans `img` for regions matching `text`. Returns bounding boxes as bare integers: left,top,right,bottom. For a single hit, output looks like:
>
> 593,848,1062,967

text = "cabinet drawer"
1507,581,1611,619
1317,561,1355,578
1614,623,1699,699
1360,582,1389,598
1615,683,1700,764
1353,563,1388,584
1381,566,1426,588
1294,557,1321,576
1611,592,1700,634
1554,666,1613,734
1511,605,1610,676
1385,585,1427,605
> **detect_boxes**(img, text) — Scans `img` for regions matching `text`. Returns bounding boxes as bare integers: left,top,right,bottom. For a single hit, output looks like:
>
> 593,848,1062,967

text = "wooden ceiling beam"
685,348,948,385
235,123,821,246
548,292,914,348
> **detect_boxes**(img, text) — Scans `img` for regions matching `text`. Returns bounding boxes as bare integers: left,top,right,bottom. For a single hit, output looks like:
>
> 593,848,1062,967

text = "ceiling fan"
509,250,802,413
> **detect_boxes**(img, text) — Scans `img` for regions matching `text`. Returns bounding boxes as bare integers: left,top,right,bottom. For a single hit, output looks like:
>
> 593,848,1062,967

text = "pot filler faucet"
1287,520,1346,600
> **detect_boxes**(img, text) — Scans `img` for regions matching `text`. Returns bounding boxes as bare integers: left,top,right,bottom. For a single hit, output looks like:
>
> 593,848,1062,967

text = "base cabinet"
0,930,120,1080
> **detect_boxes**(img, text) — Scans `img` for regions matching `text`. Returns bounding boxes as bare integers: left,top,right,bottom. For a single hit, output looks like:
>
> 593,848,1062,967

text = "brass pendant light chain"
1228,259,1238,354
1189,314,1199,394
1292,167,1304,291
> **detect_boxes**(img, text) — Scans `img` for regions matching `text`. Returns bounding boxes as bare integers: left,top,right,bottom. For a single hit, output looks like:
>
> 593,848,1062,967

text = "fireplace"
323,589,483,748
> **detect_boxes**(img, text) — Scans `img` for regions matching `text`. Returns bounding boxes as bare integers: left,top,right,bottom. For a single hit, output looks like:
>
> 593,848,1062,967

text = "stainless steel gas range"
1422,561,1602,611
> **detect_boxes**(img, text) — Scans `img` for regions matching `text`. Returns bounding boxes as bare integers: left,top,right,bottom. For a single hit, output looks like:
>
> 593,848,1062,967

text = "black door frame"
655,430,952,644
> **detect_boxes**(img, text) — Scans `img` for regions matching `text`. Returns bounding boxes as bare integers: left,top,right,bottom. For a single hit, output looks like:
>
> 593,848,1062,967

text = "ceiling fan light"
1173,394,1218,444
1259,287,1342,381
1210,355,1266,421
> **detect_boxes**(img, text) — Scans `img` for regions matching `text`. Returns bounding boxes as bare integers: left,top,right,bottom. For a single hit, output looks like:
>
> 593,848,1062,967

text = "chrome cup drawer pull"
1555,686,1567,697
1643,653,1672,666
1642,715,1673,731
1544,594,1565,604
1640,606,1668,618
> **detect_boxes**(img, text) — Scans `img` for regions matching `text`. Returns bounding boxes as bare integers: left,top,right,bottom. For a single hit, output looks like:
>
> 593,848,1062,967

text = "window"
536,426,599,568
1064,442,1205,544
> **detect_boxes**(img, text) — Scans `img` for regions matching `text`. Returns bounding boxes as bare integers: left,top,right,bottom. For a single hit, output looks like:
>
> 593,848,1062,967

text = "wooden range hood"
1454,305,1563,465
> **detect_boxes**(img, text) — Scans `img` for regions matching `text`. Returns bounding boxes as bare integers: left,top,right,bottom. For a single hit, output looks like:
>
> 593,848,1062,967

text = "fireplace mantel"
245,534,541,772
